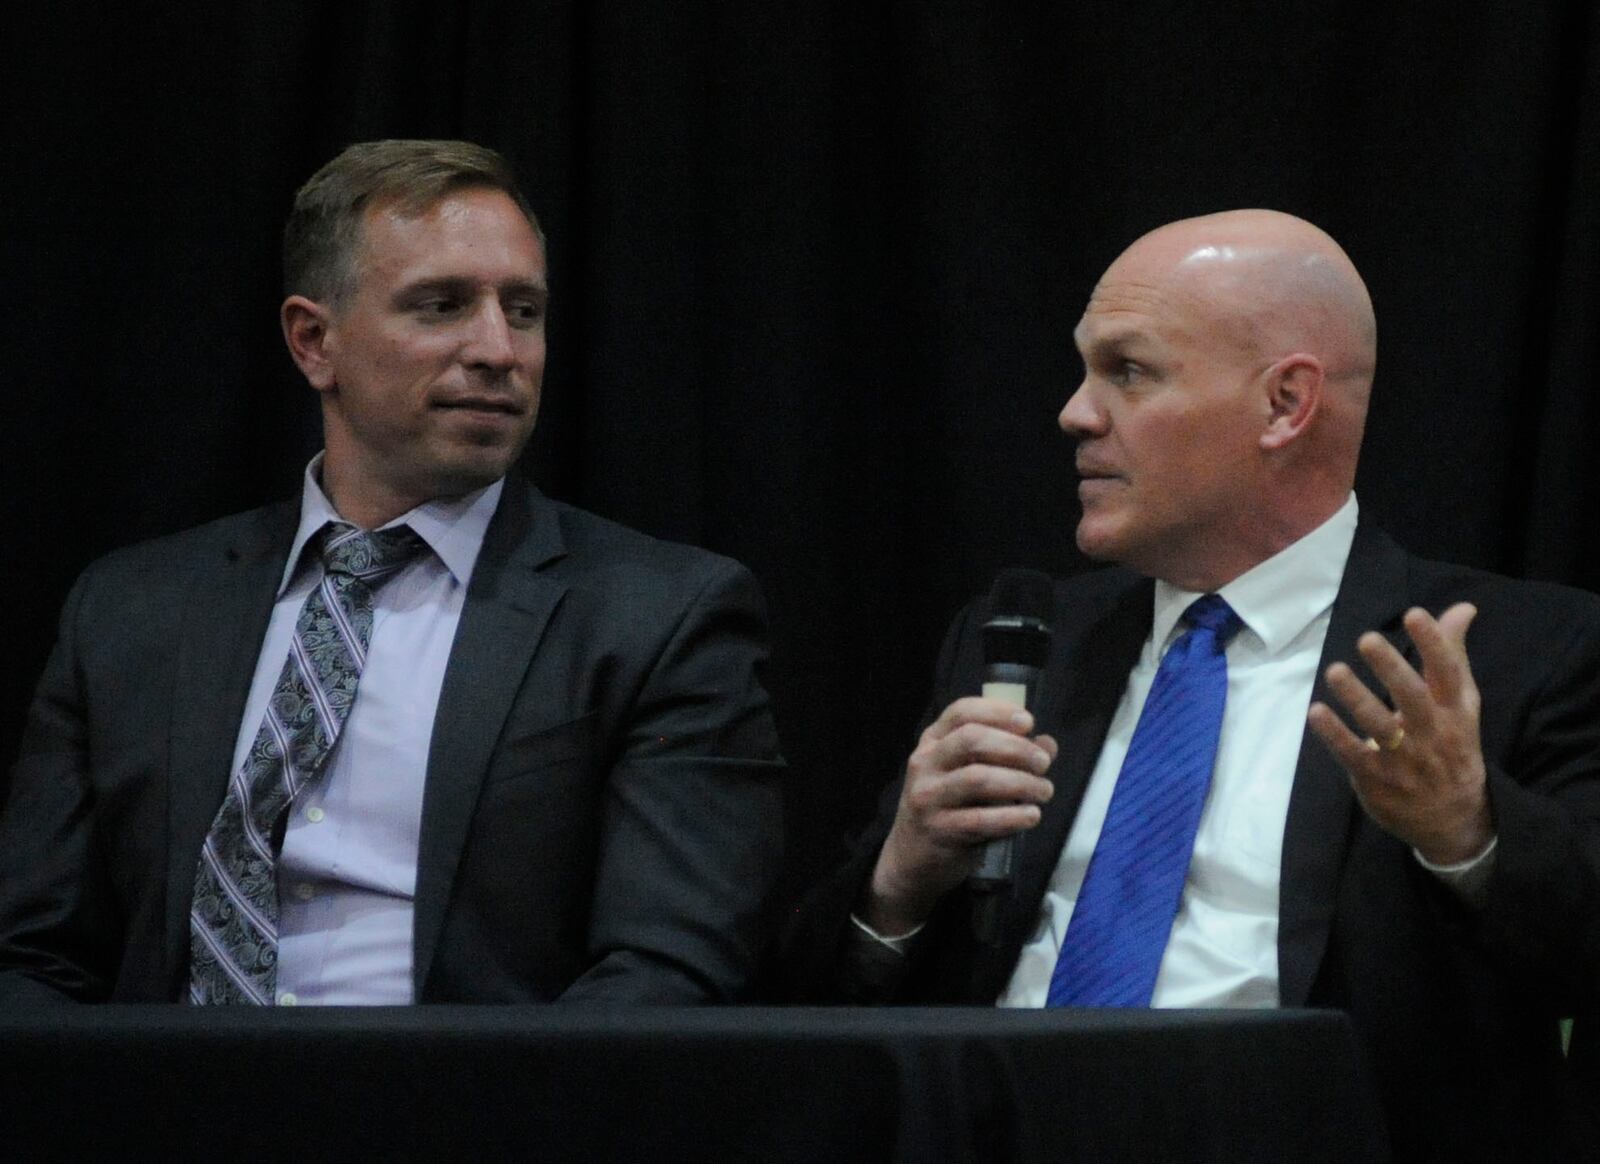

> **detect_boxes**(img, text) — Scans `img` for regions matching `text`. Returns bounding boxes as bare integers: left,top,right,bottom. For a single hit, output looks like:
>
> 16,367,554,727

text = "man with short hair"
786,210,1600,1159
0,139,785,1005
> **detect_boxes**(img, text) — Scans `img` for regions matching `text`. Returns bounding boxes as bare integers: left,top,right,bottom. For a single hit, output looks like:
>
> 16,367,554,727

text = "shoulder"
549,500,747,584
492,487,764,623
1377,533,1600,630
934,565,1147,679
1051,565,1149,616
955,565,1147,633
1416,557,1600,681
64,500,293,606
1350,527,1600,678
505,497,775,676
84,502,289,571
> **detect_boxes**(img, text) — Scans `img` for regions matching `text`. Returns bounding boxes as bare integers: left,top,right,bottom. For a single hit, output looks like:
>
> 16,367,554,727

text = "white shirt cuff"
1413,834,1498,907
848,912,924,955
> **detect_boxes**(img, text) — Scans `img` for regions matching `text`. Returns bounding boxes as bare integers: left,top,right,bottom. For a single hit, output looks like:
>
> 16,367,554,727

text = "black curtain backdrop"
3,2,1598,905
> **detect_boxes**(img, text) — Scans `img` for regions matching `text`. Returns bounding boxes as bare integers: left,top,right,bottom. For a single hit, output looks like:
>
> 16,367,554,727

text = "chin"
1074,517,1123,564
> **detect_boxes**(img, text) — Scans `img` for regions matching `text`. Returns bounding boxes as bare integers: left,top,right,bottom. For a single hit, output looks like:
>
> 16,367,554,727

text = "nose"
1058,380,1104,438
462,299,518,372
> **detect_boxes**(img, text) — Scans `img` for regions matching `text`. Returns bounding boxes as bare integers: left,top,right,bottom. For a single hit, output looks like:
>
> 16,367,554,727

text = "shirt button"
294,882,316,902
305,807,325,823
279,992,298,1006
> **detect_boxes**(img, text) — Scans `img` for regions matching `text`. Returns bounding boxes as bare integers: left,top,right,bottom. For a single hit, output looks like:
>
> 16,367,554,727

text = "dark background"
3,1,1598,899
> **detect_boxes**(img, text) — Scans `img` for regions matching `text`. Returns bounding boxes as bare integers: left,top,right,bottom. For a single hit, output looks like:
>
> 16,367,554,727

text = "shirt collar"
1150,492,1359,656
277,452,504,596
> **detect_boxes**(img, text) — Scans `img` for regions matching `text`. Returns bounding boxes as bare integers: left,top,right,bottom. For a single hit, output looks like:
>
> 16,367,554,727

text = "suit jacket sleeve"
556,557,786,1003
0,565,125,1004
1465,599,1600,1013
777,599,983,1003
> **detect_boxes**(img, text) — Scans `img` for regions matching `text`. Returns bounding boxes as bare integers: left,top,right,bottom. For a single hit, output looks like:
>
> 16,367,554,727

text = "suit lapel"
163,501,299,982
1277,524,1412,1005
412,479,568,993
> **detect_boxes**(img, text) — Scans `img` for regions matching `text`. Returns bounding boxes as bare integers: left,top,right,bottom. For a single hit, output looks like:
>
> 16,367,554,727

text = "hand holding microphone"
970,569,1055,890
863,570,1057,940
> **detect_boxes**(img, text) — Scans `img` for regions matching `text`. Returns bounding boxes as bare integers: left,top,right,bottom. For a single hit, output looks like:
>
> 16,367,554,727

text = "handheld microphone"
969,568,1054,894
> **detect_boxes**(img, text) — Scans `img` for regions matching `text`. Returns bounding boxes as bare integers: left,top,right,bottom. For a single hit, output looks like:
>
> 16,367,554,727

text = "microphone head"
982,568,1054,667
989,568,1054,622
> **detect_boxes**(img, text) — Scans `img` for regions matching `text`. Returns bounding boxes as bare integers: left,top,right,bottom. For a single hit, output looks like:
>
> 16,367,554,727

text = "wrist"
1415,802,1494,866
864,857,939,938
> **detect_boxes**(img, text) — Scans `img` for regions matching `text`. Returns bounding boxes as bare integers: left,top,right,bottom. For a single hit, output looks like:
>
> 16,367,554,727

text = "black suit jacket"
784,526,1600,1161
0,477,785,1005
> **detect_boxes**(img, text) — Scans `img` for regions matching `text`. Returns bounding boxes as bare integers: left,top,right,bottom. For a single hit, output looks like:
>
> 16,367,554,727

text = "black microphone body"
969,570,1054,897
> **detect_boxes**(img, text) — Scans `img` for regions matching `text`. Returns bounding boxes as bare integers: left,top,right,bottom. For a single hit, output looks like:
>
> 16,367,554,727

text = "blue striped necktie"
188,521,426,1005
1046,593,1242,1007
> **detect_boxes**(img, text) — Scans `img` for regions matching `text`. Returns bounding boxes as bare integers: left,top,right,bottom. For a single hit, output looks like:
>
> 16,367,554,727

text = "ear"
1258,354,1323,451
281,295,339,393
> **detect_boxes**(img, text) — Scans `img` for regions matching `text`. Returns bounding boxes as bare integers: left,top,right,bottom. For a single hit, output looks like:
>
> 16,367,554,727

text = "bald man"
784,211,1600,1160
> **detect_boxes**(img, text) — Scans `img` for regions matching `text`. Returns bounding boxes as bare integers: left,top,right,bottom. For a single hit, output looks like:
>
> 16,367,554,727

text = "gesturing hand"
1307,603,1494,865
863,697,1057,936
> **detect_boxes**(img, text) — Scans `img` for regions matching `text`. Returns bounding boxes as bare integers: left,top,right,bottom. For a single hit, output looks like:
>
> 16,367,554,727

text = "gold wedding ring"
1364,727,1406,753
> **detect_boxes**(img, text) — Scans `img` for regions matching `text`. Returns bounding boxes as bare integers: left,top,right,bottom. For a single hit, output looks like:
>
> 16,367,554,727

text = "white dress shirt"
999,494,1360,1008
227,457,501,1005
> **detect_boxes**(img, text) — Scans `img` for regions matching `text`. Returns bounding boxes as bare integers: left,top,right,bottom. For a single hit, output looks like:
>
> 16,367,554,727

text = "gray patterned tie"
188,521,427,1005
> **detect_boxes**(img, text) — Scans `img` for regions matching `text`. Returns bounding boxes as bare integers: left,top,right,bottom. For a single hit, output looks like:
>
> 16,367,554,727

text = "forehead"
355,187,546,285
1073,270,1204,355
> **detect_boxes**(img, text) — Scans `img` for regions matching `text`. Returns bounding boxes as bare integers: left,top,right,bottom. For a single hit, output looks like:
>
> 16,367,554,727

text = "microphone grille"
988,568,1054,623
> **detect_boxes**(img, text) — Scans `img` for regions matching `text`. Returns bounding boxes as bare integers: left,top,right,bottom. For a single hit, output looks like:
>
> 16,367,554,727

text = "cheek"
1117,416,1212,515
1166,417,1258,507
518,336,548,373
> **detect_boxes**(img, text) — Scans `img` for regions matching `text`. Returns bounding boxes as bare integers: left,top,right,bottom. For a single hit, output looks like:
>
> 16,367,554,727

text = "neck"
318,459,426,531
1157,492,1349,592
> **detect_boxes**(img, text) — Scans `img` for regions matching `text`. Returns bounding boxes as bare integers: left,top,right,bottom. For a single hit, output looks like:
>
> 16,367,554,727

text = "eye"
1090,357,1134,385
416,297,461,317
506,299,546,328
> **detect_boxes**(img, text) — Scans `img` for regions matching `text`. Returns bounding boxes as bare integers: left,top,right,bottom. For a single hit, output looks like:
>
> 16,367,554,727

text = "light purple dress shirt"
227,458,502,1005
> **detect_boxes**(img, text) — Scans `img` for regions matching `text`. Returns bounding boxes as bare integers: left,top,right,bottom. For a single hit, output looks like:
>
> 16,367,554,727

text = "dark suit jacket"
0,476,785,1005
784,526,1600,1161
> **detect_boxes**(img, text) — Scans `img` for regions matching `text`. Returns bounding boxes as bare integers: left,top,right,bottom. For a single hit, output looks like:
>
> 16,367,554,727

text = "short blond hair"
283,139,543,304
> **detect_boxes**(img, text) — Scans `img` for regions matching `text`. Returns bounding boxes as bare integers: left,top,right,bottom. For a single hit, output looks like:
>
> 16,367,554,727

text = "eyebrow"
399,276,548,300
1075,324,1149,357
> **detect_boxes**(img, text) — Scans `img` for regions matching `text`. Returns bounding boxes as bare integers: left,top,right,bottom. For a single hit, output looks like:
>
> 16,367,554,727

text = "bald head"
1117,209,1376,394
1061,210,1376,590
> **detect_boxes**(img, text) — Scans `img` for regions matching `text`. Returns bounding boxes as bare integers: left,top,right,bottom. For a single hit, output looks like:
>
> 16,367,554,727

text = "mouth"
1075,458,1120,483
1075,460,1124,503
431,395,526,419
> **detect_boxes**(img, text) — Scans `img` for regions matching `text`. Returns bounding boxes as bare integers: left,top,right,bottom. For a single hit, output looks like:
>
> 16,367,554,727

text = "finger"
1322,661,1403,742
935,802,1045,843
922,764,1054,810
1355,631,1436,734
1405,603,1478,704
1307,700,1385,777
924,696,1035,743
933,722,1054,775
1032,733,1060,764
1435,601,1478,648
